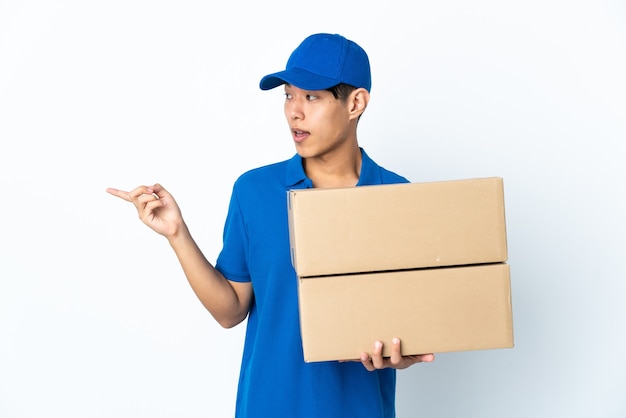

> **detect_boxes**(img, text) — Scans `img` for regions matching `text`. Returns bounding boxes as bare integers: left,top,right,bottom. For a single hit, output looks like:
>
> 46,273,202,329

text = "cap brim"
259,68,339,91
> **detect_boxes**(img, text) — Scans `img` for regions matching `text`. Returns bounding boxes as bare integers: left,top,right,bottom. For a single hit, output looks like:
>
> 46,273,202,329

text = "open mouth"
293,129,309,142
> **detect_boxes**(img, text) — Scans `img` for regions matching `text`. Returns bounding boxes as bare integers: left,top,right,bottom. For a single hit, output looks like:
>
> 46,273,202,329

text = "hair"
326,83,357,101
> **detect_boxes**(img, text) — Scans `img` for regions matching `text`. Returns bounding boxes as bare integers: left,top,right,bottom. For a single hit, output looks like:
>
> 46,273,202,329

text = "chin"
294,143,313,158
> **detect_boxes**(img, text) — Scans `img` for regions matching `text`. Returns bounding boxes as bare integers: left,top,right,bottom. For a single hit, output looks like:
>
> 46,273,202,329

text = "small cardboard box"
288,177,507,278
298,263,514,362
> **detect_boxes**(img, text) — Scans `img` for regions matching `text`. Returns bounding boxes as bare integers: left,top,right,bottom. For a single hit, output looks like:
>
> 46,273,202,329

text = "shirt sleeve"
215,183,251,283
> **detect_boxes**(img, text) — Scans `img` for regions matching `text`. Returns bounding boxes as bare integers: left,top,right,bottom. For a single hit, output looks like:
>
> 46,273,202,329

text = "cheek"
283,102,291,118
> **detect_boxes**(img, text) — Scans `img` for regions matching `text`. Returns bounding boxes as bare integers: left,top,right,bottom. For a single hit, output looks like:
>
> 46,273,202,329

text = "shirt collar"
285,147,382,189
356,148,383,186
286,153,311,189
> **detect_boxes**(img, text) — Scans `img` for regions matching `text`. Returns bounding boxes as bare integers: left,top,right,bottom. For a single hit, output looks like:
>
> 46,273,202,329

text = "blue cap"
259,33,371,92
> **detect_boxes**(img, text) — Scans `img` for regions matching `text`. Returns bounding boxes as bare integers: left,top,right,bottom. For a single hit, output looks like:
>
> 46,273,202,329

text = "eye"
306,94,318,101
284,93,293,100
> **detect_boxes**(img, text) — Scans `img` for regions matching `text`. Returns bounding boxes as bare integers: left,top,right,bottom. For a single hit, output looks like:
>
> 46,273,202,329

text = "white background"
1,0,625,417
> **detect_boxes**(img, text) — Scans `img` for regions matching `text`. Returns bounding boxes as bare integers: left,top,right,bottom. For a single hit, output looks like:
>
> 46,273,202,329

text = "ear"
348,88,370,120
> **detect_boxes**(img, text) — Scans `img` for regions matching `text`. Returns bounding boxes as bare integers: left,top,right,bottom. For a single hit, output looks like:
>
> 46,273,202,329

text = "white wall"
1,1,624,417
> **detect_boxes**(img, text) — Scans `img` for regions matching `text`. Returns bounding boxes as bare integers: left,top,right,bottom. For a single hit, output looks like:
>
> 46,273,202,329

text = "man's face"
283,84,354,159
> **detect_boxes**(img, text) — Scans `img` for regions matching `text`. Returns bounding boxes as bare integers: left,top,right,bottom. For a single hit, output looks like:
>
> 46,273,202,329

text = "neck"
304,145,362,189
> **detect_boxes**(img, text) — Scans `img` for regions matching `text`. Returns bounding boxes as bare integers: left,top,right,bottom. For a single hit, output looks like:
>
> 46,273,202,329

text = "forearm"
167,223,250,328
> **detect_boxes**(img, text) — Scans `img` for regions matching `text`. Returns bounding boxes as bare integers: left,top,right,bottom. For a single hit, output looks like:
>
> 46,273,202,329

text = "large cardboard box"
298,263,514,362
288,177,507,278
288,177,513,362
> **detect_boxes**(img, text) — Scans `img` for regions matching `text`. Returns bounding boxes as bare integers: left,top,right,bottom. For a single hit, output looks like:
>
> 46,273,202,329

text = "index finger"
105,187,132,202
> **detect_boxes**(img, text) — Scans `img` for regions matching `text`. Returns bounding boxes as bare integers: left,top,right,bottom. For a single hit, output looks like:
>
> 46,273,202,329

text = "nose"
285,96,304,120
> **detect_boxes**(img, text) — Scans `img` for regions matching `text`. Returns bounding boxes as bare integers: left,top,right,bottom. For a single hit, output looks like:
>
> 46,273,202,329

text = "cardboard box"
288,177,507,277
298,263,514,362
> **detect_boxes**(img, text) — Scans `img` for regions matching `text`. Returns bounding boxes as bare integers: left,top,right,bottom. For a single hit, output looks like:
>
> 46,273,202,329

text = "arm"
106,183,252,328
168,222,252,328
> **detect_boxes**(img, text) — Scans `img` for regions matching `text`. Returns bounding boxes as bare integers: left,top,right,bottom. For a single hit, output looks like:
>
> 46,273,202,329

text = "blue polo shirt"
215,148,409,418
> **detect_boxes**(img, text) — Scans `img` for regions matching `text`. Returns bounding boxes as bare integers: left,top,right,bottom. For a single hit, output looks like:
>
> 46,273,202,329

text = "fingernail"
392,338,400,344
375,341,382,349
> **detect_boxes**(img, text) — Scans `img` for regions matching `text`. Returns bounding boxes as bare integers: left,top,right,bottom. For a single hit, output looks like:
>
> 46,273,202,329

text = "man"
107,33,434,418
